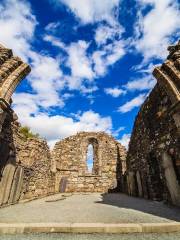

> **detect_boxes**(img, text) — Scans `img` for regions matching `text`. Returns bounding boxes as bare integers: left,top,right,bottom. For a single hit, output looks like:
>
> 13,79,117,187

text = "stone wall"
12,122,55,200
126,41,180,206
0,44,55,206
52,132,126,193
0,110,55,206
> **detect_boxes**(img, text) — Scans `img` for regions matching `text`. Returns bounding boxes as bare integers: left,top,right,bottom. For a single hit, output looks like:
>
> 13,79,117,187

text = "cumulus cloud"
95,24,123,45
0,0,36,61
104,87,126,97
57,0,120,25
29,52,65,108
119,133,131,149
66,41,94,83
44,34,126,90
92,40,125,76
118,93,146,113
45,0,126,86
13,105,113,148
0,0,67,112
135,0,180,61
124,75,156,91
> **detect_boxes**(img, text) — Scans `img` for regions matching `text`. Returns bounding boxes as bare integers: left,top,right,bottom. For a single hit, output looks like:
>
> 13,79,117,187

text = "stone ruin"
0,44,127,206
0,40,180,208
126,40,180,206
0,44,55,205
52,132,126,193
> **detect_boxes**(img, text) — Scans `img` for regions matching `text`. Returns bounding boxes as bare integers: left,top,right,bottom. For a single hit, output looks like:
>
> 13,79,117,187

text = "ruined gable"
52,132,127,193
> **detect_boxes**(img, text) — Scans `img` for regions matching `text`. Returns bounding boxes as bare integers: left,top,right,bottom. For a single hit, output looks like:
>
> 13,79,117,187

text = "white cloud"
0,0,128,148
119,133,131,149
44,35,126,90
28,52,65,108
0,0,67,111
13,107,113,149
95,24,123,45
43,35,66,49
45,22,61,34
13,93,39,116
46,1,126,83
0,0,36,61
105,40,125,65
124,75,156,91
113,126,125,137
135,0,180,61
118,93,146,113
67,40,94,81
58,0,120,25
105,87,126,97
92,40,125,76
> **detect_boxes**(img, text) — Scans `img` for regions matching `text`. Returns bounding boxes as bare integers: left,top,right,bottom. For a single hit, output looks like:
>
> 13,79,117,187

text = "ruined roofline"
0,43,31,106
128,40,180,147
53,131,125,148
134,40,180,122
153,40,180,105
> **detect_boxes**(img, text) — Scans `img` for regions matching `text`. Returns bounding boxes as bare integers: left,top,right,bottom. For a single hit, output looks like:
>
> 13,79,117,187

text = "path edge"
0,222,180,234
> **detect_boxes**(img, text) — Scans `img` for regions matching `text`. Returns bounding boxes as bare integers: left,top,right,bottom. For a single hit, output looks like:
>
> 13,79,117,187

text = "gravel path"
1,233,180,240
0,193,180,223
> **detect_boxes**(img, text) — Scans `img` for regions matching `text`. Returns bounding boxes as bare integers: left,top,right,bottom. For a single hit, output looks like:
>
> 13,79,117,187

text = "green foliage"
19,126,39,140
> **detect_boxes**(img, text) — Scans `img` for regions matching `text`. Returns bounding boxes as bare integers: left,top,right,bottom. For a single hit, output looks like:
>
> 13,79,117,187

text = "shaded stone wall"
52,132,126,193
12,122,55,200
126,41,180,206
0,110,55,206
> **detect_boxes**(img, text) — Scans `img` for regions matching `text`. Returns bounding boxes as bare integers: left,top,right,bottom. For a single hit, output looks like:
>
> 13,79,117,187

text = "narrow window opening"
87,144,94,174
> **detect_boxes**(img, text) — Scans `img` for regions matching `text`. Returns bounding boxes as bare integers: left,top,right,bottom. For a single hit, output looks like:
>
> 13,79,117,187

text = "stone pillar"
136,171,143,197
171,102,180,133
127,171,137,196
0,99,9,133
0,163,16,205
8,166,24,204
173,112,180,129
162,152,180,206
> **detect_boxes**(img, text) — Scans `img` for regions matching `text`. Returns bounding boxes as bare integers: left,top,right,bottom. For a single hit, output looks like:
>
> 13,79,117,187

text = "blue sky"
0,0,179,148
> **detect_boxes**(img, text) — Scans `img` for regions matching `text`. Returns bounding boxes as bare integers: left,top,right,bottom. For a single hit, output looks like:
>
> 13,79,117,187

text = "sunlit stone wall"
52,131,127,193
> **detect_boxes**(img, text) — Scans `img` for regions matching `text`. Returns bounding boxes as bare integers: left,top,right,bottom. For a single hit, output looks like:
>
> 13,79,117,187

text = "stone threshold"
0,222,180,235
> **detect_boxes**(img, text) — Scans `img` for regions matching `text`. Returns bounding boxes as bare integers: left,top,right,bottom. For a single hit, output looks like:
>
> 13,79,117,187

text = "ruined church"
0,40,179,208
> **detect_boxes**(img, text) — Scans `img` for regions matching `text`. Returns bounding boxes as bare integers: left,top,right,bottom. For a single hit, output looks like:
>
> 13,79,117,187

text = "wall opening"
86,144,94,173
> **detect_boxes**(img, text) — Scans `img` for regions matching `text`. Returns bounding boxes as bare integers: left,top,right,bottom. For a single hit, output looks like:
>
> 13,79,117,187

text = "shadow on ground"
96,193,180,222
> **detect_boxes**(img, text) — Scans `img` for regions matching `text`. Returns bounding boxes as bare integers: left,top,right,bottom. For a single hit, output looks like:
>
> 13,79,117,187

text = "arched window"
86,144,94,173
